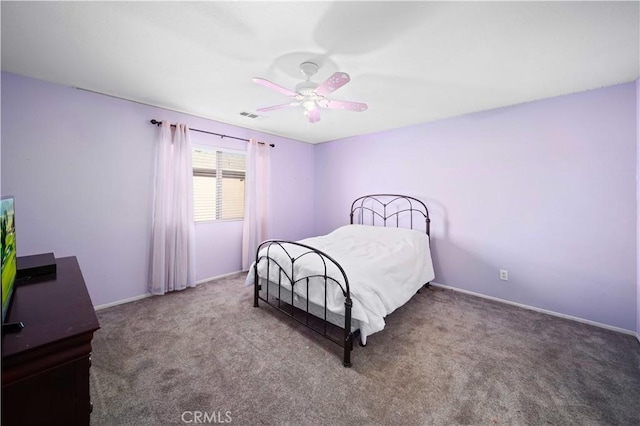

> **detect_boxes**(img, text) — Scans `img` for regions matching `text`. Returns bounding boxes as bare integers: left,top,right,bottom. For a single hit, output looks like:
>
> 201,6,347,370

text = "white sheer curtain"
149,121,196,294
242,138,271,270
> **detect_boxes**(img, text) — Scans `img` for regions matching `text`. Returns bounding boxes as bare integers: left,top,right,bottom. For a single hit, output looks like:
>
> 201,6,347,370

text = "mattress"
259,277,362,336
246,224,435,343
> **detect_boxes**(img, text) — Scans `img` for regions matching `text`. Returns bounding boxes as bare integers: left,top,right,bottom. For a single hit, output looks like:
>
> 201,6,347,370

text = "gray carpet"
90,273,640,425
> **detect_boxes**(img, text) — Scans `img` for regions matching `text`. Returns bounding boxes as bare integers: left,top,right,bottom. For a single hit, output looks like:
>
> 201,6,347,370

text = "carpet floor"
90,273,640,425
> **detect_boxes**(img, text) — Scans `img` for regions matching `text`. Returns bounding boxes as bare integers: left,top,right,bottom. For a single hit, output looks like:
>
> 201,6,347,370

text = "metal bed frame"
252,194,430,367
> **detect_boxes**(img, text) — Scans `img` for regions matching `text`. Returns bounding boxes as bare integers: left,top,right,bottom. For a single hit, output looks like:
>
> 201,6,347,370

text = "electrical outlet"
499,269,509,281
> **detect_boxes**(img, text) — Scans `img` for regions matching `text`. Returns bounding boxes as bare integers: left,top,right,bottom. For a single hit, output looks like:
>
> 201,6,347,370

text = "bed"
246,194,435,367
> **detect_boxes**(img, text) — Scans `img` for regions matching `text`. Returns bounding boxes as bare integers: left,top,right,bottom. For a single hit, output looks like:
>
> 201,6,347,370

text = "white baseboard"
94,293,153,311
430,282,637,337
95,270,245,311
196,270,244,285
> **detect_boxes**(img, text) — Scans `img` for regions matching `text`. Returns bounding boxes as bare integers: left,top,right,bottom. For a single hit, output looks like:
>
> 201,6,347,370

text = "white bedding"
246,224,435,343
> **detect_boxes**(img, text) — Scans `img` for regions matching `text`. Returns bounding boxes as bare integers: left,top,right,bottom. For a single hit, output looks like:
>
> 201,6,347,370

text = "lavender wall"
315,82,637,332
637,78,640,338
1,72,315,307
2,71,636,332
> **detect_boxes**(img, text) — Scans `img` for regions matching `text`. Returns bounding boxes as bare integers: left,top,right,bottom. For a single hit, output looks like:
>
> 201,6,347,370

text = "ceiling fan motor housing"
295,80,319,95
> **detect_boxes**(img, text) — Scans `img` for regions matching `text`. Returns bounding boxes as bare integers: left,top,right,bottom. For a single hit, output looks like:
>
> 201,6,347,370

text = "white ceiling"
2,1,639,144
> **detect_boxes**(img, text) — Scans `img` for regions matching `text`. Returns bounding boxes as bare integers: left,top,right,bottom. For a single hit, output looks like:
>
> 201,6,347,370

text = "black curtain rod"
149,119,275,147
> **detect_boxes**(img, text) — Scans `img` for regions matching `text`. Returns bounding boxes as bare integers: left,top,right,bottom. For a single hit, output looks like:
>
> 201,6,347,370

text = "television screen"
1,196,17,323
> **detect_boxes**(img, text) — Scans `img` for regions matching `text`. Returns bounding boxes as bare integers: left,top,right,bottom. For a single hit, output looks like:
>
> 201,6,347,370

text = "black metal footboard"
252,240,356,367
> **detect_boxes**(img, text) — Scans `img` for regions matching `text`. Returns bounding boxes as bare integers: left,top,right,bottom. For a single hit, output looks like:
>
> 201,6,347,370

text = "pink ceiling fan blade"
319,99,368,112
252,77,297,97
314,72,351,96
306,106,321,123
256,101,301,112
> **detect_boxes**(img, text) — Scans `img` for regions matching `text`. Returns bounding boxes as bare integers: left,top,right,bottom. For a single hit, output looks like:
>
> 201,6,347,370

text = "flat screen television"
1,195,20,329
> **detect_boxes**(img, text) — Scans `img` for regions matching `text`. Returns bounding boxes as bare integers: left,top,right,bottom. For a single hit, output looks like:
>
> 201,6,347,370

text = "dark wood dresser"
2,256,100,426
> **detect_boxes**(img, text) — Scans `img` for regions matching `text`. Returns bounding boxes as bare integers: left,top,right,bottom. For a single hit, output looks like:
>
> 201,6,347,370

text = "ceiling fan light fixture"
253,61,368,124
302,99,317,111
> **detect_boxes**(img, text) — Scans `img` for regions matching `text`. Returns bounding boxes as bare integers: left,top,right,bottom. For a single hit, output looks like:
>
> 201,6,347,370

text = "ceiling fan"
252,62,368,123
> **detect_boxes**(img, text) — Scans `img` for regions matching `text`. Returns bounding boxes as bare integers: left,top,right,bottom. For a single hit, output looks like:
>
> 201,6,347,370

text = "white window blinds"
192,148,246,222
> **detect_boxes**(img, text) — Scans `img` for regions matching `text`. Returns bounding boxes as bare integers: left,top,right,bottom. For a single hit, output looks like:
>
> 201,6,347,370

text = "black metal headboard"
350,194,430,236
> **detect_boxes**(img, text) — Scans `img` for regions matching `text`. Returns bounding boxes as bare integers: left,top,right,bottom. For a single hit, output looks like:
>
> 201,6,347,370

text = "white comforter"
246,224,435,342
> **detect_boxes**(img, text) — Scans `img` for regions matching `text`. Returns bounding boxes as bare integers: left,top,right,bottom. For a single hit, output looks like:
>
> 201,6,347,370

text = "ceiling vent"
239,111,262,119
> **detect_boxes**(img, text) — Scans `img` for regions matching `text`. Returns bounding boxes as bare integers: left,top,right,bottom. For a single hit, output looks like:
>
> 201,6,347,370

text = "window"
192,147,246,222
